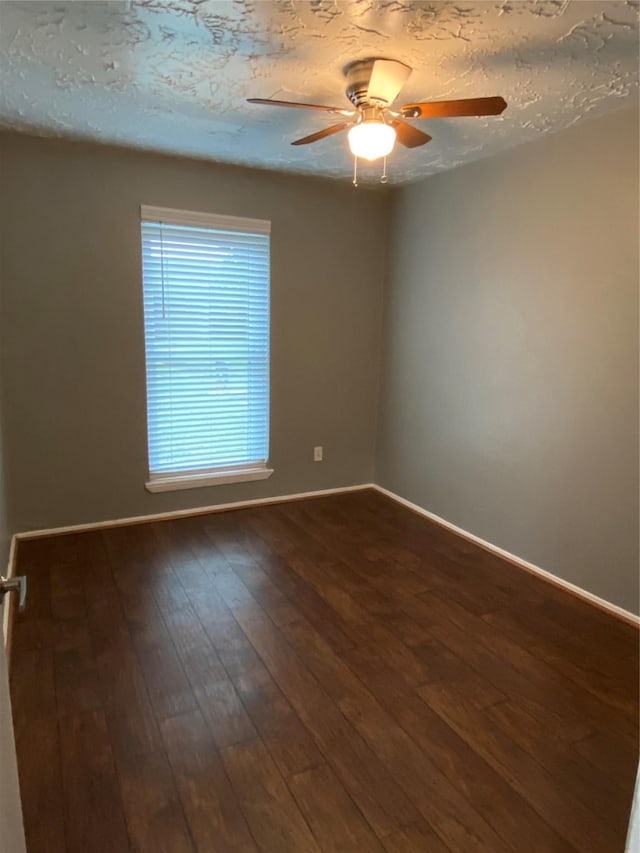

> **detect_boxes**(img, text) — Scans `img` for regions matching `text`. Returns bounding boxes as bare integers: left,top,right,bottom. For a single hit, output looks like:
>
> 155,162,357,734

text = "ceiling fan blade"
247,98,352,116
291,122,351,146
367,59,412,106
401,96,507,119
389,119,432,148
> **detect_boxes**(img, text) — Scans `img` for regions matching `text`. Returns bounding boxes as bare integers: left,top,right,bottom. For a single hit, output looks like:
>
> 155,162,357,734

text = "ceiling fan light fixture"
348,121,396,161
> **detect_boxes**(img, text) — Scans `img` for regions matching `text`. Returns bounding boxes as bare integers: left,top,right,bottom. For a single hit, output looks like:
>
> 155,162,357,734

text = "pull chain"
381,156,388,184
352,155,358,188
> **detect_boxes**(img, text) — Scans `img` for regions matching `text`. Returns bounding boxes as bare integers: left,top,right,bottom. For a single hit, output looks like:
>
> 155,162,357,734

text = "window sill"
145,467,274,493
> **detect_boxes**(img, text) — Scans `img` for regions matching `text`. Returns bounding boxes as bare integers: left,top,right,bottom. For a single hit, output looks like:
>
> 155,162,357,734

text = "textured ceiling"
0,0,638,185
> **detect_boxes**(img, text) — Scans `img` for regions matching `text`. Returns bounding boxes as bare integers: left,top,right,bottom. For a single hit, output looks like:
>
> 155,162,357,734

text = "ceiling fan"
248,58,507,184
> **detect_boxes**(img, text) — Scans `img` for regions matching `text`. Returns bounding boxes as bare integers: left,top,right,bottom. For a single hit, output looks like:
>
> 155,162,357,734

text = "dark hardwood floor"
9,489,639,852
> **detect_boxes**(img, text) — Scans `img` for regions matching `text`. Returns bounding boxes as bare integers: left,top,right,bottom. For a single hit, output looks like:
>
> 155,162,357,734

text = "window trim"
140,204,272,492
141,205,271,235
145,465,274,493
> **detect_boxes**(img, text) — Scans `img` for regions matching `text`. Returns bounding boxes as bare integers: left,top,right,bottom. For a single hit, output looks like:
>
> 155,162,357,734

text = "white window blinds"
140,205,270,486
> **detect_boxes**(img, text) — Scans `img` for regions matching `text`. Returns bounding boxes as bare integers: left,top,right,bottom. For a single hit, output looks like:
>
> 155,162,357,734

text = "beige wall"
377,105,639,614
0,282,8,569
0,403,7,568
0,134,388,531
0,408,8,572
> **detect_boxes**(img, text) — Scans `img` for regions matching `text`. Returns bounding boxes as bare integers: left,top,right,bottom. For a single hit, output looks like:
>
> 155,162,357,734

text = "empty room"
0,1,638,851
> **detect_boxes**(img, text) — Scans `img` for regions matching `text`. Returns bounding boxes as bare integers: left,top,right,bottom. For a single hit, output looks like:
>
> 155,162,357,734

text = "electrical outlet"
314,446,323,462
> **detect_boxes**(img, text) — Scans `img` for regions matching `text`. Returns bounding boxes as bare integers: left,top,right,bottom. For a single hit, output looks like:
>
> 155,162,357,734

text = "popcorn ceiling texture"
0,0,637,185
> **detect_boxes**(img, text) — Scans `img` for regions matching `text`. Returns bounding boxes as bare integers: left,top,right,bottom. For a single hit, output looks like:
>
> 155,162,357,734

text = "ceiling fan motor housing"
345,58,409,108
345,59,379,107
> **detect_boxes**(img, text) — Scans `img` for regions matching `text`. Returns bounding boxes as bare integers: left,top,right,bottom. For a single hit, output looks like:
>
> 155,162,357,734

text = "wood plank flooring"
9,489,639,853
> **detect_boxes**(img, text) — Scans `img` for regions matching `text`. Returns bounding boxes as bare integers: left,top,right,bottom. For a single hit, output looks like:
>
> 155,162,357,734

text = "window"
140,205,272,492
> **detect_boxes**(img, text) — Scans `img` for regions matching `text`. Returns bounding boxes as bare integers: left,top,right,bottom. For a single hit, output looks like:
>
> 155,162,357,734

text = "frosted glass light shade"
348,121,396,161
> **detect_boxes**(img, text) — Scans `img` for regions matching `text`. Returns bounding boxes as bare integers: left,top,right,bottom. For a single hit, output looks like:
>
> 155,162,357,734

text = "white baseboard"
372,484,640,628
13,483,374,541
